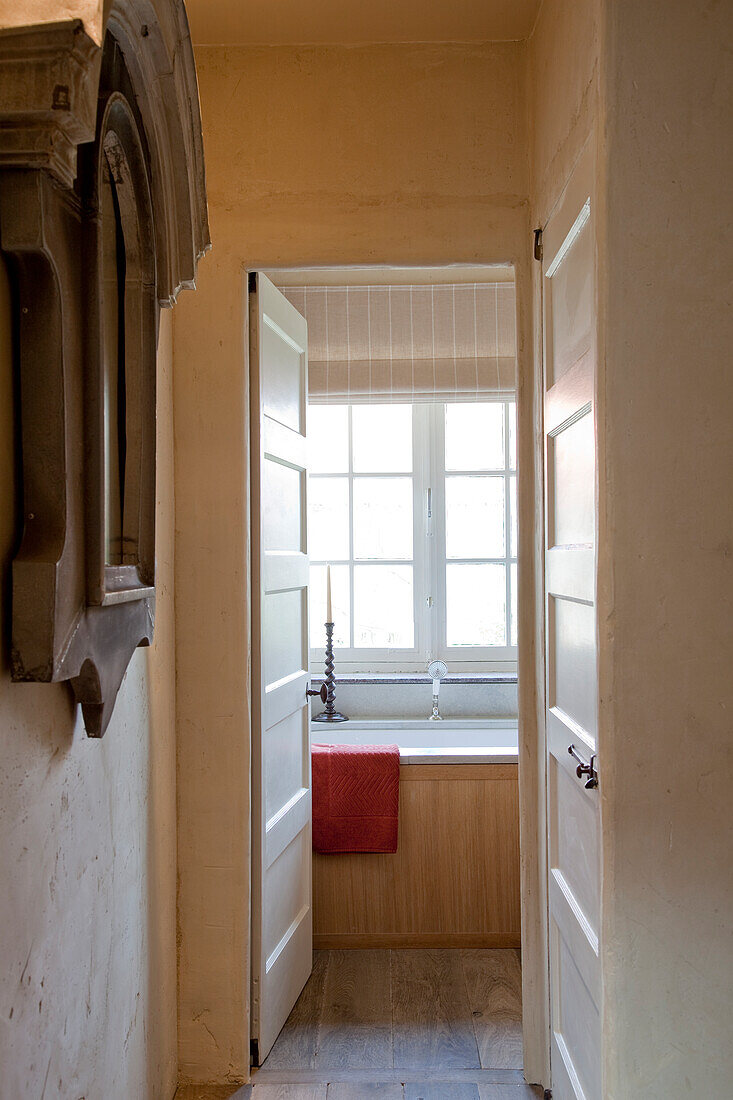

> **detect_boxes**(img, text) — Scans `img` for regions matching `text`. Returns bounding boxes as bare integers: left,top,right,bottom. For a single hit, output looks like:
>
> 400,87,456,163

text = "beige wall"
174,39,532,1089
528,0,600,223
198,41,527,267
599,1,733,1095
0,258,178,1099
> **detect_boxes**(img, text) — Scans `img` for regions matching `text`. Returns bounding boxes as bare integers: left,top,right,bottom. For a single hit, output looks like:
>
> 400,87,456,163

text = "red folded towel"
311,743,400,853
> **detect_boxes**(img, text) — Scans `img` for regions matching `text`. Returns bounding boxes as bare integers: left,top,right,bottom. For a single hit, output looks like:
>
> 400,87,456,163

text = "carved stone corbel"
0,20,100,188
0,3,209,736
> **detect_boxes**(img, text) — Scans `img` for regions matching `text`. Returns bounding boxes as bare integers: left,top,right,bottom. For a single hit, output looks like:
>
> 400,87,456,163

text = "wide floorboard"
238,949,541,1099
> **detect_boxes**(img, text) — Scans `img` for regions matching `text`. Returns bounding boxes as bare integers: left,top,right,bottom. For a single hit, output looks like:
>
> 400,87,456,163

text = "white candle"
326,564,333,622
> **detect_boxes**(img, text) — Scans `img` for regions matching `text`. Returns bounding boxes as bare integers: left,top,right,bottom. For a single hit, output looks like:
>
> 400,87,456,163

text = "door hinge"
248,271,257,294
250,1038,260,1066
534,227,543,262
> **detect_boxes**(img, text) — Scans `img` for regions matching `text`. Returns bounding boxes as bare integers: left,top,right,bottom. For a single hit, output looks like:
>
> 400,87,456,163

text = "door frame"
244,259,551,1088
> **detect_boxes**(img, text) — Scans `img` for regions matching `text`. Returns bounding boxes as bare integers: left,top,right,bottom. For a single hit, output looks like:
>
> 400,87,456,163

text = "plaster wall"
599,2,733,1095
173,39,532,1088
528,0,600,223
0,258,178,1100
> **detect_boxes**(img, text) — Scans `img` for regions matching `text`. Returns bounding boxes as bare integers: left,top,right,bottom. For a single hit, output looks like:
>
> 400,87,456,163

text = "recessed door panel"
547,201,593,389
265,708,308,823
552,921,602,1100
264,457,304,551
264,830,311,965
550,596,597,740
550,410,595,548
262,315,306,434
549,754,600,934
263,589,306,687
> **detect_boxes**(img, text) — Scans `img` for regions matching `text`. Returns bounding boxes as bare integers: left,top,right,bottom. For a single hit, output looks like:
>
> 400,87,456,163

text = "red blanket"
311,743,400,853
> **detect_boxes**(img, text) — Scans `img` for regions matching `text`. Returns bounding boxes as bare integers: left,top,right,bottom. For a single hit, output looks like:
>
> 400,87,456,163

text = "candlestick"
311,621,349,723
326,564,332,622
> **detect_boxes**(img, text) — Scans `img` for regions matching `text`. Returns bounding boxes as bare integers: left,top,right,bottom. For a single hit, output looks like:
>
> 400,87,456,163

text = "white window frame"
308,399,517,674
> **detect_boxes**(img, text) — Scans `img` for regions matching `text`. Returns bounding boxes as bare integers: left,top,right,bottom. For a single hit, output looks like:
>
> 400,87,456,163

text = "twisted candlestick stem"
311,621,348,723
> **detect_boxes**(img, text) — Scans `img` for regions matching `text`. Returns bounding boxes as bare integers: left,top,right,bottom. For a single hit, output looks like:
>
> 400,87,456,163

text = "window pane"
445,476,505,559
353,477,413,560
354,565,413,647
308,477,349,560
508,401,517,470
510,562,517,647
509,474,517,558
445,403,504,471
352,404,412,472
308,405,349,473
310,564,350,649
446,563,506,646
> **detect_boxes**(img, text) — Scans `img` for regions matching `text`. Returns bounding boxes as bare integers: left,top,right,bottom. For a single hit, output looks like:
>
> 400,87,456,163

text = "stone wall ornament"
0,2,210,735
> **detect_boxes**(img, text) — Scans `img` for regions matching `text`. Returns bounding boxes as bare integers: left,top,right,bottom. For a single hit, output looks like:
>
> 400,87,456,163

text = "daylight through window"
308,401,517,672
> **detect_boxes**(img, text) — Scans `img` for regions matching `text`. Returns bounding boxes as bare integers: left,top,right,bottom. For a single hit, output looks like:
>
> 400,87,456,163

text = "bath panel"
312,760,520,949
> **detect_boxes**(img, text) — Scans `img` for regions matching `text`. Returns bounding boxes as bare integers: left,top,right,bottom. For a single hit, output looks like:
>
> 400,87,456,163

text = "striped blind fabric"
280,282,516,403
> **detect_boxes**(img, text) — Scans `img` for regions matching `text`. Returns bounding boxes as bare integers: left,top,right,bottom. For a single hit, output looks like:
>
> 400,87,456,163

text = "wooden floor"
234,949,542,1099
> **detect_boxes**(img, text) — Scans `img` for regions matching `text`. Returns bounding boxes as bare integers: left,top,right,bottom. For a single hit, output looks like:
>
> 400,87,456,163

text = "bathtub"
311,717,518,765
310,717,521,950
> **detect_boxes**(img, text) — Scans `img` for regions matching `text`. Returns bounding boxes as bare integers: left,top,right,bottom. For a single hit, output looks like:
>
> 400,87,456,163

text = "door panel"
262,315,306,433
550,597,597,737
263,588,306,681
550,410,595,546
265,710,309,819
543,142,601,1099
548,756,600,932
263,458,304,550
250,271,312,1064
546,196,593,388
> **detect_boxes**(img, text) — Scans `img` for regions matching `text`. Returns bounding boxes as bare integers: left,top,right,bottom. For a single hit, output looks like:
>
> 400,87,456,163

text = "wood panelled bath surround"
313,764,520,949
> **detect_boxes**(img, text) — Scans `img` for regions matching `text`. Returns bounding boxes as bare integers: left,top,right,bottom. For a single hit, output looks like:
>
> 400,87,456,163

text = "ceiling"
185,0,542,46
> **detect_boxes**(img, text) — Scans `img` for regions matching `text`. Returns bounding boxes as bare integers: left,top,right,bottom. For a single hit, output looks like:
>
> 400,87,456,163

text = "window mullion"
348,405,355,648
433,404,447,664
413,404,427,665
504,400,512,648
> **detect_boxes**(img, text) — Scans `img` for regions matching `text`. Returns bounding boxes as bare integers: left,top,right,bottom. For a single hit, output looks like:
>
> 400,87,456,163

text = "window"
308,400,517,671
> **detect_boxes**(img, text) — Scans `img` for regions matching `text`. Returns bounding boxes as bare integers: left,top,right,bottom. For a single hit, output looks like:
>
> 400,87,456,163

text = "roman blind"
280,283,516,403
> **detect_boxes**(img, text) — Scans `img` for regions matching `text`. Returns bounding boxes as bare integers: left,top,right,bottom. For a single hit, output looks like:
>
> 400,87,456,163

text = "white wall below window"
309,677,518,721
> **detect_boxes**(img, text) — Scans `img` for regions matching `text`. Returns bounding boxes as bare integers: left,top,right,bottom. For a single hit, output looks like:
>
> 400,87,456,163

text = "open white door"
542,142,602,1099
250,271,312,1064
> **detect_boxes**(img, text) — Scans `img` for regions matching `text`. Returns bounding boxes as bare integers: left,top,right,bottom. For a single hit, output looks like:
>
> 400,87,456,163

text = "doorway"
249,265,537,1095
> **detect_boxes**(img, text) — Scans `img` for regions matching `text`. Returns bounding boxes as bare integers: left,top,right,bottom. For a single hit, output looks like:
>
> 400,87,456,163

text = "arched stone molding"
0,1,210,735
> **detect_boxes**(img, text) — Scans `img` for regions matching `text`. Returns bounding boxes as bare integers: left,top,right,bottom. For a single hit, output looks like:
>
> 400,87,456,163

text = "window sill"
309,672,518,686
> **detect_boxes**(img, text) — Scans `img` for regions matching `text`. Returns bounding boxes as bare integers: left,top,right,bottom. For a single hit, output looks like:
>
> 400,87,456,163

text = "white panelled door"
249,272,312,1064
543,142,602,1099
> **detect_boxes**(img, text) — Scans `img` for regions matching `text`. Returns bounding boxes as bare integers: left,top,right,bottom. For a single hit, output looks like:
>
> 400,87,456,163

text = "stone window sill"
309,672,518,686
